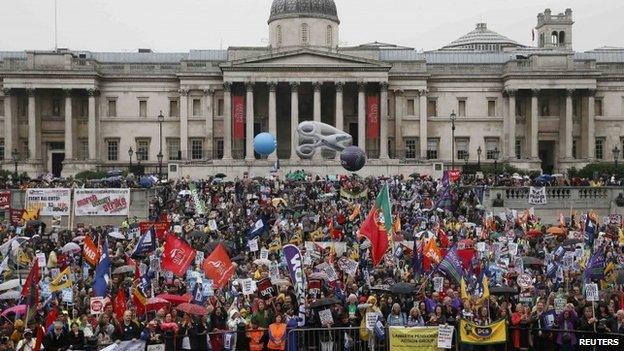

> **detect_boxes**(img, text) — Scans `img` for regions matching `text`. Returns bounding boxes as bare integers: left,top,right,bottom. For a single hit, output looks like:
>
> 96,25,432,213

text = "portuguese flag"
359,183,393,266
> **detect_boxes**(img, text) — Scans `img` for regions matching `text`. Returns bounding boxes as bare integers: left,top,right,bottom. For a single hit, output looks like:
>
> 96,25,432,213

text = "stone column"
379,82,389,159
2,89,13,161
290,82,299,160
507,89,517,159
222,82,232,160
335,82,344,131
357,82,366,152
418,89,428,160
564,89,574,159
268,82,277,161
27,89,38,160
245,82,255,161
530,89,539,159
587,89,595,160
395,89,404,157
312,82,322,159
60,89,72,160
87,89,97,160
204,89,214,159
179,89,189,160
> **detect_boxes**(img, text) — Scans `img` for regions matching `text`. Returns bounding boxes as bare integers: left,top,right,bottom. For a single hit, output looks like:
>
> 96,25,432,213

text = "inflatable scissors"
295,121,353,159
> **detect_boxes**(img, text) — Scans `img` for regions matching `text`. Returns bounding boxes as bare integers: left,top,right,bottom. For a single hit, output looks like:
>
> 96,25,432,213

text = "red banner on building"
139,221,169,240
0,191,10,210
232,95,245,140
367,95,379,139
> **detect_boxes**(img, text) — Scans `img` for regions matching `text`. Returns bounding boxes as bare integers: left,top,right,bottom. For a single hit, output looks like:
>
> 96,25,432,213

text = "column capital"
380,82,389,91
335,82,344,92
178,89,189,96
268,82,277,91
565,88,575,97
222,82,232,92
289,81,300,90
418,89,428,97
504,89,517,97
531,89,540,97
357,81,367,92
1,88,12,96
312,81,322,91
587,89,596,97
245,82,255,92
87,89,99,97
393,89,404,96
28,88,38,97
203,88,215,96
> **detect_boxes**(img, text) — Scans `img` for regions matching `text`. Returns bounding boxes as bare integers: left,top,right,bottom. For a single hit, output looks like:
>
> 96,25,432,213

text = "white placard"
324,265,338,282
318,308,334,326
437,324,454,349
433,277,444,293
248,238,259,252
25,188,71,216
62,288,73,303
516,273,532,289
260,248,269,260
241,278,255,295
528,187,547,205
365,312,378,330
585,283,599,302
338,258,358,277
74,188,131,216
90,297,105,315
476,242,486,252
36,253,46,268
269,262,279,280
508,243,518,257
146,345,166,351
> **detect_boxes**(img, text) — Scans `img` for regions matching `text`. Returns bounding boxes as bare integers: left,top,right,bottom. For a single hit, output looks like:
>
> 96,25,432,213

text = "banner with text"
25,188,71,216
0,191,10,210
528,187,547,205
74,189,130,216
459,318,507,345
232,94,245,140
388,326,439,351
366,95,380,139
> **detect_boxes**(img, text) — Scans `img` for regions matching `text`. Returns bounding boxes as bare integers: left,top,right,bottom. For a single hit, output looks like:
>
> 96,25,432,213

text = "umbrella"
112,265,135,275
490,285,518,295
176,302,207,316
253,259,271,267
61,242,81,254
145,297,171,312
389,282,416,295
231,253,247,262
1,304,27,317
156,293,192,306
310,297,341,309
215,173,227,178
0,291,21,300
108,231,126,240
139,176,156,188
546,227,565,235
522,257,544,266
0,279,21,291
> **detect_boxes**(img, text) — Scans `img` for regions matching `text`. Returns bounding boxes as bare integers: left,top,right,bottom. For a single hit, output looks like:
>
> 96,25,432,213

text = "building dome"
441,23,522,51
269,0,339,24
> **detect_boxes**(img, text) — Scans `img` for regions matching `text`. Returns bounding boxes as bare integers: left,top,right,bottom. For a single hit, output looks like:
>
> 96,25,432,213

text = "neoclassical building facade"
1,1,623,177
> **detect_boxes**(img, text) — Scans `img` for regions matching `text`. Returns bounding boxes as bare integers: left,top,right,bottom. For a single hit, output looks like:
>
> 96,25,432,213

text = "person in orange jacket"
267,314,287,351
247,321,264,351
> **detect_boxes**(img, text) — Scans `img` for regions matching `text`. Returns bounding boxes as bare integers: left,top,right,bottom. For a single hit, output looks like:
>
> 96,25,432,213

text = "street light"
11,149,18,179
493,147,500,175
613,146,621,168
450,111,456,170
158,111,165,178
477,146,482,170
128,147,134,168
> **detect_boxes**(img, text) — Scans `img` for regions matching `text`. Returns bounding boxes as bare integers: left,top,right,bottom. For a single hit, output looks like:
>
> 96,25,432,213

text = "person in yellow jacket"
267,314,287,351
359,296,382,346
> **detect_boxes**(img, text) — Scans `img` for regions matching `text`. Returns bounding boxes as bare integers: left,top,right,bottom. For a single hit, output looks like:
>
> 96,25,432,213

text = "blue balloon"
253,132,277,155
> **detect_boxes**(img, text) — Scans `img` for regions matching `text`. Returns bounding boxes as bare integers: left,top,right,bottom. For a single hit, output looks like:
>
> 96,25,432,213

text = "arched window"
301,23,309,45
551,31,559,45
539,33,544,46
326,25,333,46
559,31,565,45
276,25,282,46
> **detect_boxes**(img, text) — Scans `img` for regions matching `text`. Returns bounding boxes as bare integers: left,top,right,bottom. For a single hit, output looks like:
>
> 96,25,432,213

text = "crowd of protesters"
0,169,622,351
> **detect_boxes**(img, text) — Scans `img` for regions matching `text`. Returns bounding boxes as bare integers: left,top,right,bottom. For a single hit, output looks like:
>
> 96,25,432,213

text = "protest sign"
508,242,518,256
146,345,165,351
0,191,11,210
257,278,276,299
25,188,71,216
554,296,567,313
528,187,547,205
74,189,131,216
338,257,358,277
366,313,378,330
389,327,438,351
241,279,255,295
62,289,73,304
437,325,454,349
516,273,532,289
585,283,599,301
90,297,105,314
433,277,444,293
36,253,46,268
318,309,334,326
195,251,204,266
248,238,259,252
260,248,269,260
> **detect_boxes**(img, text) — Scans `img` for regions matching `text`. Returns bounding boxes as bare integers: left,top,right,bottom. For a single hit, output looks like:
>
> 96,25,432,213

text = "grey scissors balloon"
295,121,353,159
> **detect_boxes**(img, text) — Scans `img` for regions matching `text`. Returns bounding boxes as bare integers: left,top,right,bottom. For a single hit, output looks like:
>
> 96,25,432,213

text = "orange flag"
202,244,235,289
423,237,442,265
83,236,101,266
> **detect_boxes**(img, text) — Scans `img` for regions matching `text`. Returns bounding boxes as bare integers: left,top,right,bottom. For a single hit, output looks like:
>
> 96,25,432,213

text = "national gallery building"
1,0,623,177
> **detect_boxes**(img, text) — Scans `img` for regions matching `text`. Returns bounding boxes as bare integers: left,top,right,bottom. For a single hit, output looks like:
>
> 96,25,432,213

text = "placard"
337,257,358,277
437,324,454,349
366,312,378,330
554,296,566,313
241,278,255,295
257,278,276,299
25,188,71,216
585,283,599,301
36,253,46,268
62,288,73,304
516,273,532,289
318,308,334,326
508,243,518,256
260,248,269,260
90,297,105,314
248,238,259,252
528,187,547,205
324,265,338,282
0,191,11,210
74,188,131,216
146,345,165,351
433,277,444,293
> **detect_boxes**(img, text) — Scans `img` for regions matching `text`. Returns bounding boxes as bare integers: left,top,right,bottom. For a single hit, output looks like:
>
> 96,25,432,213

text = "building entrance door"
50,151,65,178
539,141,555,174
349,123,358,146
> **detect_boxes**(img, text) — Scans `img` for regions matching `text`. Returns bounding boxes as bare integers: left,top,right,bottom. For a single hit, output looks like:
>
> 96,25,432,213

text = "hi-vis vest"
267,323,286,350
248,329,264,351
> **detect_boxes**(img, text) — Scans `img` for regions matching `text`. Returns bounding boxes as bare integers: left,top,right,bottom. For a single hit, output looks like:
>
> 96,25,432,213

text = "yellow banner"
389,327,439,351
340,188,368,200
459,318,507,345
50,267,73,293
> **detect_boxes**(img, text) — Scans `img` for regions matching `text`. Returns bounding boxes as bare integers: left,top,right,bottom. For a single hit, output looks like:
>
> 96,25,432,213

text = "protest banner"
528,187,547,205
138,221,169,239
388,326,439,351
256,278,276,299
62,288,73,304
585,283,599,302
438,325,454,349
318,309,333,326
100,340,146,351
0,191,10,210
459,318,507,345
74,189,131,216
25,188,71,216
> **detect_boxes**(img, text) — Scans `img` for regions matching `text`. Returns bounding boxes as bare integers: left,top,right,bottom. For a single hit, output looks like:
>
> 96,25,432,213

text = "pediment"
221,49,390,70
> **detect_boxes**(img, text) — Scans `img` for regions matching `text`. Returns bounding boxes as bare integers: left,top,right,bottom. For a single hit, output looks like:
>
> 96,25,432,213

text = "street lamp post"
613,146,621,169
493,147,500,175
11,149,18,179
450,111,456,170
158,111,164,178
477,146,482,170
128,147,134,169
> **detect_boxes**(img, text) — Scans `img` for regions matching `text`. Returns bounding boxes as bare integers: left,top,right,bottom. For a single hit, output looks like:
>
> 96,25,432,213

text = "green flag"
376,183,393,232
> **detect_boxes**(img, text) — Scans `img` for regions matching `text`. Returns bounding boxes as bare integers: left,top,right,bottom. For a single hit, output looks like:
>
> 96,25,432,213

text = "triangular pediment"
221,48,390,70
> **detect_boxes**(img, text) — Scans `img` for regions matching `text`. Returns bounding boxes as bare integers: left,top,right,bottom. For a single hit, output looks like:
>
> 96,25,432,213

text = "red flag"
358,208,388,266
21,262,40,305
232,94,245,140
457,248,475,270
114,289,127,322
366,95,380,139
161,235,196,277
438,229,450,248
83,235,101,266
202,244,235,289
132,265,145,317
33,325,46,351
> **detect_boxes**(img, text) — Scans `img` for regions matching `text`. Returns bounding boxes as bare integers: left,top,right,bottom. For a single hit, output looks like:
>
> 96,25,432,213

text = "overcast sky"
1,0,623,53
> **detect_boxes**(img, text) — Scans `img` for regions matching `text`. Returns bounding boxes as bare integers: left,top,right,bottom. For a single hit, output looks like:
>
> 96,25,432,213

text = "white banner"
528,187,547,205
437,324,454,349
74,188,131,216
25,188,71,216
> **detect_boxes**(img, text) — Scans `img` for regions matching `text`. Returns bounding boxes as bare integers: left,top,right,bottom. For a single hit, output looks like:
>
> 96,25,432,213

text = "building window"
106,139,119,161
169,100,179,117
595,98,603,116
139,100,147,117
427,99,437,117
572,138,579,159
456,138,469,160
301,23,309,45
595,138,605,160
136,139,150,161
215,138,224,159
458,100,466,117
276,25,283,46
426,138,439,160
326,25,333,46
487,100,496,117
404,138,418,159
167,138,181,160
52,99,61,117
515,138,523,159
406,99,415,115
107,100,117,117
0,139,4,161
217,99,224,116
485,138,500,159
192,99,201,117
77,139,88,160
190,138,204,160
